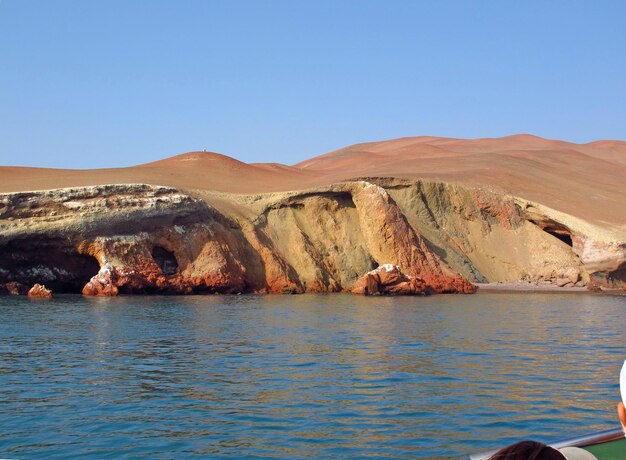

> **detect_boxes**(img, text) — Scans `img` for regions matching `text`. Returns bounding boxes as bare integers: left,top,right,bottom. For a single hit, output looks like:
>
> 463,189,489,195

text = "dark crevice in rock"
0,239,100,293
526,215,575,248
542,227,573,247
152,246,178,276
266,191,356,214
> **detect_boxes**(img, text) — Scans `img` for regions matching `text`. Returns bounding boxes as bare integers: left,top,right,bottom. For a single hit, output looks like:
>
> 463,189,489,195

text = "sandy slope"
1,135,625,227
296,135,626,227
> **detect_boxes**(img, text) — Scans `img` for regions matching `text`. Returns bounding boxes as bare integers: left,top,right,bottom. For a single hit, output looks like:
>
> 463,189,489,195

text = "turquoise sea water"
0,292,624,459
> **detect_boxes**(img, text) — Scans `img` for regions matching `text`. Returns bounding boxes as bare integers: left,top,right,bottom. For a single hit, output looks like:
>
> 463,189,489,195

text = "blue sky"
1,0,625,168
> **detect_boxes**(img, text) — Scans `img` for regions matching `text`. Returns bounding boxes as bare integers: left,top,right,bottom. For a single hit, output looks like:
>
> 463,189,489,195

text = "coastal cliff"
0,182,475,295
0,180,623,295
1,135,624,295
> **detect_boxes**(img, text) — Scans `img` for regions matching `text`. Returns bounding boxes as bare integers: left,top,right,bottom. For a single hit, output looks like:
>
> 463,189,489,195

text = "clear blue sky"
1,0,625,168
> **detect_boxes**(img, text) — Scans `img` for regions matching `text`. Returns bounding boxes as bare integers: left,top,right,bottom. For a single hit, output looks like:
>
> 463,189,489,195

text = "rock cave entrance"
527,217,575,248
0,239,100,293
541,227,573,247
152,246,178,275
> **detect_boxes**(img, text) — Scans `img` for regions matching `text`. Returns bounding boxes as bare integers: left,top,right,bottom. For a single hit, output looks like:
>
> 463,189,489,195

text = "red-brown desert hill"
1,135,624,227
296,134,626,227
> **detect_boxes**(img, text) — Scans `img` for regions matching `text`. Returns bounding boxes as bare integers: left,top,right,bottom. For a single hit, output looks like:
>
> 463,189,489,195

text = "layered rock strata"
0,180,623,295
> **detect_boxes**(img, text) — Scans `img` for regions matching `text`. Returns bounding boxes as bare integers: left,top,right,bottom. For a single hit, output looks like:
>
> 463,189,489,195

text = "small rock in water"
28,284,53,298
352,264,477,296
82,264,119,296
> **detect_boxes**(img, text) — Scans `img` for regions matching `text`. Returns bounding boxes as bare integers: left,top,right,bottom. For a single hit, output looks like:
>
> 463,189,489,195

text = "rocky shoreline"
1,180,624,297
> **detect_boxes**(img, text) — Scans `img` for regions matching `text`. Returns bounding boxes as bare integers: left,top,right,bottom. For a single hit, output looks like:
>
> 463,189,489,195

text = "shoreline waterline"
476,283,625,295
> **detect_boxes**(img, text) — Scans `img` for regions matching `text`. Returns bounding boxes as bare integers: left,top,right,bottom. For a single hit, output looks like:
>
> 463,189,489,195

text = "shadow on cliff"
0,238,101,293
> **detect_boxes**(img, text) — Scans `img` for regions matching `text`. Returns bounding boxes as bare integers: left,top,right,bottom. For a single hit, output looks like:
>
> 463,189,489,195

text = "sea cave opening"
152,246,178,276
0,239,101,293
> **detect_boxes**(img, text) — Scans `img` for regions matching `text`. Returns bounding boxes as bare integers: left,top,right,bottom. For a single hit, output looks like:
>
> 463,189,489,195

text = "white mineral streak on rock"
372,264,399,275
580,239,626,273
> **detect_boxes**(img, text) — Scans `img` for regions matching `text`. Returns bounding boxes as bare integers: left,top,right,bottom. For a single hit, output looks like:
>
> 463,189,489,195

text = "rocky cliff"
0,177,623,295
1,135,625,295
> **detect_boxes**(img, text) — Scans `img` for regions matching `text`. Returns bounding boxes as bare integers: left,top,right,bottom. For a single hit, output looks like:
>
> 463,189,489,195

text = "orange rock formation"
352,264,477,296
28,284,53,298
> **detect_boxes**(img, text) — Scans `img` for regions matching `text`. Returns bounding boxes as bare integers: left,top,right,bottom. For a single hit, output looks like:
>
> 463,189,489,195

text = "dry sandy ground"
1,134,625,228
476,283,589,293
476,283,626,295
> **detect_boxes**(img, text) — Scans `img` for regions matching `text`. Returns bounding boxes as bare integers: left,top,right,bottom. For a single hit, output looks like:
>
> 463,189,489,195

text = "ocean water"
0,292,624,459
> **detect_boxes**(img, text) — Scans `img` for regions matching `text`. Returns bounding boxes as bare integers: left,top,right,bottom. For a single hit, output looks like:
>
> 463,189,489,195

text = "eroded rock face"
28,283,52,298
0,185,268,295
352,272,381,295
261,181,480,293
385,181,590,286
352,264,477,296
577,240,626,290
1,180,621,296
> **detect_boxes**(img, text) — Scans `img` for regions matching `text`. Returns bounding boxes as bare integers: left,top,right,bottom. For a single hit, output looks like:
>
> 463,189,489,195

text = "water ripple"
0,292,624,459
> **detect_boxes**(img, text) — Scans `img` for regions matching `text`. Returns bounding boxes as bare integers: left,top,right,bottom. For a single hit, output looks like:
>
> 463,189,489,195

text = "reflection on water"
0,293,625,459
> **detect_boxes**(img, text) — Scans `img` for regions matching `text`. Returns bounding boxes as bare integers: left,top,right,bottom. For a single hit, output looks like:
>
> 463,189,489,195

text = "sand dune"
1,135,624,226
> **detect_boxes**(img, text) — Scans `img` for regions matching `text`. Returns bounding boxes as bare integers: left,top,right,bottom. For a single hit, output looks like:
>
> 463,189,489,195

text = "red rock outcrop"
419,273,479,294
352,264,477,296
82,265,119,296
352,272,382,296
28,283,53,298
